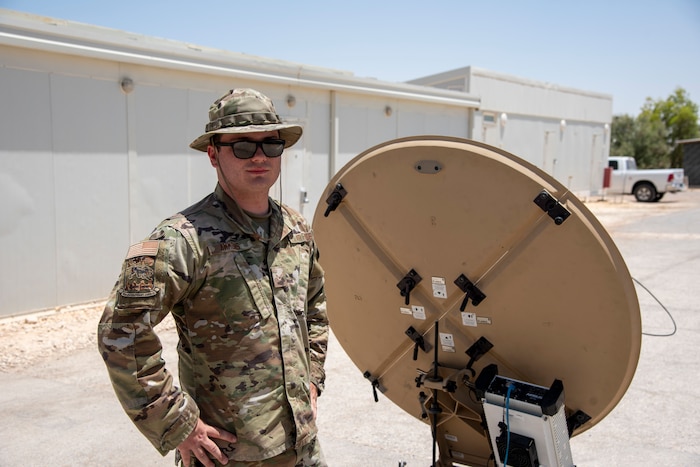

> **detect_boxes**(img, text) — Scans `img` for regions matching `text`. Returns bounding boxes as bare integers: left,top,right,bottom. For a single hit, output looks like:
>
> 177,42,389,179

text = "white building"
0,9,612,317
410,67,612,194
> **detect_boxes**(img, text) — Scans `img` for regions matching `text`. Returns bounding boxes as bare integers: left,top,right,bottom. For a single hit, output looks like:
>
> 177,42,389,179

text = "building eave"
0,9,481,109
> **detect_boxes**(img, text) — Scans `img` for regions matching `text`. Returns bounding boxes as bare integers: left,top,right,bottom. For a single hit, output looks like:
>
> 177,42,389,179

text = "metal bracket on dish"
323,183,347,217
406,326,432,361
397,269,422,305
533,189,571,225
363,370,385,402
454,274,486,311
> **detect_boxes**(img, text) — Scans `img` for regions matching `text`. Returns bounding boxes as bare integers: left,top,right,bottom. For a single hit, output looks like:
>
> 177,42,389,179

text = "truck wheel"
634,182,657,202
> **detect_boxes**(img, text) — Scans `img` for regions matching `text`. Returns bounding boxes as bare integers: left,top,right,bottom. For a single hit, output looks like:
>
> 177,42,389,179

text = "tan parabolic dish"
312,136,641,466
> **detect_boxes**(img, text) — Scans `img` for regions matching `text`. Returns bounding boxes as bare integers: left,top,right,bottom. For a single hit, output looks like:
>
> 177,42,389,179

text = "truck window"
609,160,618,170
626,159,637,170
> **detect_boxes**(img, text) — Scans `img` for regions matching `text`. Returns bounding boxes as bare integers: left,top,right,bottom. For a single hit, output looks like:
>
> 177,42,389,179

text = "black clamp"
465,336,493,377
323,183,347,217
363,371,383,402
567,409,592,436
406,326,432,361
474,363,499,399
454,274,486,311
534,189,571,225
397,269,422,305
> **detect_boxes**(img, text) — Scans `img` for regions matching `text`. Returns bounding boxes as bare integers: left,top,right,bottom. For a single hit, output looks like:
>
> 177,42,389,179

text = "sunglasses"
215,138,286,159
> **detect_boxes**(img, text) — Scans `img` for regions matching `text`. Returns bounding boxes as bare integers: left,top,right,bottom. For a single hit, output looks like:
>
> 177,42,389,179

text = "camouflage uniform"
98,183,328,464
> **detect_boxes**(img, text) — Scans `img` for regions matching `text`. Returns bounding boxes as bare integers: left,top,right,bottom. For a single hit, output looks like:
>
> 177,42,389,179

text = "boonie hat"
189,88,303,152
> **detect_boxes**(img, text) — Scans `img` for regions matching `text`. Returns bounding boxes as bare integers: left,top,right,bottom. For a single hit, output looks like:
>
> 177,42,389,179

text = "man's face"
207,130,283,201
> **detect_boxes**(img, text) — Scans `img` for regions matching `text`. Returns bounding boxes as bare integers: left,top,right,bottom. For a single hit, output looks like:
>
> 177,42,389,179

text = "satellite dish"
313,136,640,466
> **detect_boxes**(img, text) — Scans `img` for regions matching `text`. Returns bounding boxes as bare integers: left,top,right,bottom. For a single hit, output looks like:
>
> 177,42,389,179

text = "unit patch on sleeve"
122,240,160,297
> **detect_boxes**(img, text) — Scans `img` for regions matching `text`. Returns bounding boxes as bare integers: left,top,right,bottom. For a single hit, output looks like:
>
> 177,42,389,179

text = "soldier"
98,88,329,467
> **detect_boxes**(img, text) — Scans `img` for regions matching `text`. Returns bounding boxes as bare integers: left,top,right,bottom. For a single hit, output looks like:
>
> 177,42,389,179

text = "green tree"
610,113,667,168
634,113,669,168
641,87,700,167
610,114,636,158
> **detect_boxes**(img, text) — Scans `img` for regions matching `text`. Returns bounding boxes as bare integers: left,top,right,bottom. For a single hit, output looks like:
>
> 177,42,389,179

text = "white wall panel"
130,85,210,239
300,94,332,219
186,88,224,208
50,74,129,306
0,67,57,314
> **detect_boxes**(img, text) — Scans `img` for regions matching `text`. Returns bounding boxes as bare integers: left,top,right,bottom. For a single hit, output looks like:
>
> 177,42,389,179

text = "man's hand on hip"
177,418,237,467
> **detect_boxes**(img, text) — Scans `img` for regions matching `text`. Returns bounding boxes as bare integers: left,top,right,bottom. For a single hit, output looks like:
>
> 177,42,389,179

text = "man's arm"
306,246,329,395
97,231,200,454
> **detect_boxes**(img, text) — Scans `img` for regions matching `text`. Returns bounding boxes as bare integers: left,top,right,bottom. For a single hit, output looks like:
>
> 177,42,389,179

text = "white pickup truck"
607,156,686,202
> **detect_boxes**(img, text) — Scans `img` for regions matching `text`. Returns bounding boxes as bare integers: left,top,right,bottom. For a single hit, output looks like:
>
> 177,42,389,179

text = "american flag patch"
126,240,159,259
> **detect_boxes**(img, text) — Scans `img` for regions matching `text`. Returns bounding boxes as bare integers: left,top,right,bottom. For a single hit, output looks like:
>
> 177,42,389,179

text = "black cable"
633,277,678,337
431,321,439,467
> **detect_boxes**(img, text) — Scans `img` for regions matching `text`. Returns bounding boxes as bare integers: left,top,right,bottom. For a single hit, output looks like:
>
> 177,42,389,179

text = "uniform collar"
213,183,289,243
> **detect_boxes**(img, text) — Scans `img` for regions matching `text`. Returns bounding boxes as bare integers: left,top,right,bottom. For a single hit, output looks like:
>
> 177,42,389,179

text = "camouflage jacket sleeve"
97,225,200,455
282,205,329,395
306,238,329,394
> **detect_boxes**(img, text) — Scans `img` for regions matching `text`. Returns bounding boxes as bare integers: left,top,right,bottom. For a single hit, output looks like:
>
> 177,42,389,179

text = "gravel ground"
0,302,103,372
0,300,175,372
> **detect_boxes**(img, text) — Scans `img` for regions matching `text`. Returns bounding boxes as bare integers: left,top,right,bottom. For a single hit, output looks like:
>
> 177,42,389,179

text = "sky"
2,0,699,116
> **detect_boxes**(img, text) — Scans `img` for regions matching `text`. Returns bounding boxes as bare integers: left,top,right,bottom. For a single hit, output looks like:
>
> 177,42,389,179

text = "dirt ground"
0,300,175,372
0,301,105,372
